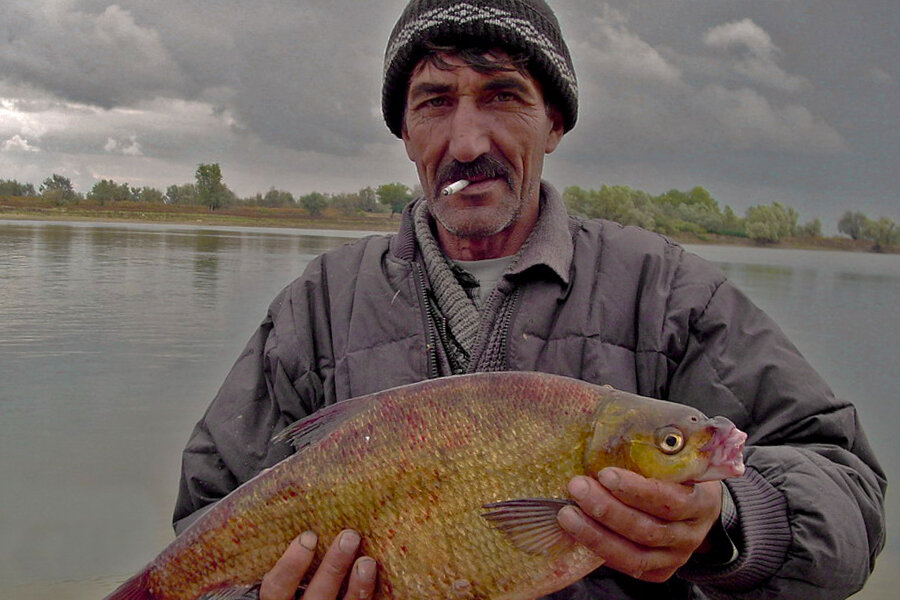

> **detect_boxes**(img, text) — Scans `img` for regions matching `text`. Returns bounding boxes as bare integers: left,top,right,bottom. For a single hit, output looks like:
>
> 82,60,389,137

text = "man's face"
402,51,563,246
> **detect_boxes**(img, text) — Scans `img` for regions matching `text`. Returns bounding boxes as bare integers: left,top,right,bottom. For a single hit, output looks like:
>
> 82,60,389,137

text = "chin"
437,212,516,239
431,199,520,239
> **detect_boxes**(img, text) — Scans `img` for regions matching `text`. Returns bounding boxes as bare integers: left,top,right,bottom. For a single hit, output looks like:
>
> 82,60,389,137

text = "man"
174,1,886,599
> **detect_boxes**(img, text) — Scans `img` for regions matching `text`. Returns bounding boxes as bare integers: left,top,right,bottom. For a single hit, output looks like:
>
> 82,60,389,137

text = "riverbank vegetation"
1,166,897,253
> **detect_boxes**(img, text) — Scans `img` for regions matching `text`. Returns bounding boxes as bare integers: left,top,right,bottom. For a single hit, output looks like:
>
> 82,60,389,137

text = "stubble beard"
428,178,532,239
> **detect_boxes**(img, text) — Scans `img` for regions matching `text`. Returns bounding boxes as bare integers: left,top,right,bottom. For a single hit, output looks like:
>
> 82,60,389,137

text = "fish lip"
700,424,747,478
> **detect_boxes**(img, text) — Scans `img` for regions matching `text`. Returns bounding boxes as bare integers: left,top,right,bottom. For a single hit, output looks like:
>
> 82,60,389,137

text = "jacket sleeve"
666,252,886,600
173,279,329,533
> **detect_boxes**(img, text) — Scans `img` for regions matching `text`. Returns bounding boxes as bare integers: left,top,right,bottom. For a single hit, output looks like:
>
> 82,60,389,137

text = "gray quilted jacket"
175,183,885,600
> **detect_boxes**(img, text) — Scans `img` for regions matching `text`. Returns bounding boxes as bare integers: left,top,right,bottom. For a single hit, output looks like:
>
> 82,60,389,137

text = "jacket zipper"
497,287,522,370
413,261,441,378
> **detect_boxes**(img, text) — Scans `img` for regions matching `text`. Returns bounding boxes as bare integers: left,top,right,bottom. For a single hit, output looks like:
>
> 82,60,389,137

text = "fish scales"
105,371,746,600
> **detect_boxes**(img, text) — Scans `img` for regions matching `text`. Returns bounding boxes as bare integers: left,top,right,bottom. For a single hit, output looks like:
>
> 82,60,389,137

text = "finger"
566,477,683,549
596,468,699,521
342,556,377,600
303,529,362,599
260,531,318,600
557,504,676,581
567,475,679,548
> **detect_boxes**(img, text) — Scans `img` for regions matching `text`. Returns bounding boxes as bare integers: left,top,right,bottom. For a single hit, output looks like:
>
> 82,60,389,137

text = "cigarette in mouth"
441,179,470,196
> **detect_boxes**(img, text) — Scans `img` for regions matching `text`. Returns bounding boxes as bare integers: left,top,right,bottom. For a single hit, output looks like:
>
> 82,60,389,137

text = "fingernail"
569,476,590,500
356,557,376,581
598,468,620,490
339,530,361,553
299,530,317,551
557,505,584,533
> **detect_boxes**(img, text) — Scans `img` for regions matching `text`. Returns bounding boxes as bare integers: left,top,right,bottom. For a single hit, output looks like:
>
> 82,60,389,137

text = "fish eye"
655,427,685,455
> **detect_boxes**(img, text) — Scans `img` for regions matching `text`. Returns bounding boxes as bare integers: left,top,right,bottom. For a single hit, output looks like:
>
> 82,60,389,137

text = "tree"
861,217,898,252
562,185,590,217
0,179,36,196
564,185,656,230
798,218,823,238
166,183,198,205
358,186,379,212
720,206,745,237
331,192,363,215
261,187,294,208
195,163,227,210
40,174,78,203
88,179,132,204
376,182,412,216
837,211,867,240
135,186,165,203
744,202,797,243
299,191,329,216
686,186,719,212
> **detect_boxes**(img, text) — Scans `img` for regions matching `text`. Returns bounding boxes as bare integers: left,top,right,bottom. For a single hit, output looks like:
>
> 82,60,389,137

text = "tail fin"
103,568,155,600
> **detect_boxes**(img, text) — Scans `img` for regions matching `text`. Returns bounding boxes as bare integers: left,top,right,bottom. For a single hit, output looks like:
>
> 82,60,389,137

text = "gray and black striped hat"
382,0,578,137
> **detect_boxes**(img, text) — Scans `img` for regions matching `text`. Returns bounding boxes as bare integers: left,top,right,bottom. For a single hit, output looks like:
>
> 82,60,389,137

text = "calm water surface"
1,220,897,599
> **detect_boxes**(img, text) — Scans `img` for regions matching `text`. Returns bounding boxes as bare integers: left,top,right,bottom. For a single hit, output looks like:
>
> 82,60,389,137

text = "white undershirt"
453,255,515,306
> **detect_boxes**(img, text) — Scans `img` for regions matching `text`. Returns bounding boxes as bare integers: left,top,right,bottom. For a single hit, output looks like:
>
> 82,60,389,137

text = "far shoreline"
1,197,894,254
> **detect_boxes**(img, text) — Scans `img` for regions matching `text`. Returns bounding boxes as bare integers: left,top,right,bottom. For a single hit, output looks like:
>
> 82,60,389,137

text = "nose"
448,99,490,163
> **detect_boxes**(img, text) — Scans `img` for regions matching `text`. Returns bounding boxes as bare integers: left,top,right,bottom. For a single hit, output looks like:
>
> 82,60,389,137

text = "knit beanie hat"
382,0,578,138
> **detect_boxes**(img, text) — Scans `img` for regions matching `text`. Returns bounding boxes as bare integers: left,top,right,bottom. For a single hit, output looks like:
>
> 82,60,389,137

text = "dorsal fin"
272,395,370,450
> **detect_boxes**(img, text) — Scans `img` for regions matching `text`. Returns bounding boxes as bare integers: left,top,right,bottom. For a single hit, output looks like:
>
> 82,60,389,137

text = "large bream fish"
105,371,746,600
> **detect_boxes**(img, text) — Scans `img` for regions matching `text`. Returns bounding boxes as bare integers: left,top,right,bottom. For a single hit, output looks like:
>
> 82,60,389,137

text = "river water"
1,219,897,599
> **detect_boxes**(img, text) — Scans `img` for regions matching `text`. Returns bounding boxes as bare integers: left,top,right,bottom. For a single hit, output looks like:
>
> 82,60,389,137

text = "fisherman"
174,1,886,599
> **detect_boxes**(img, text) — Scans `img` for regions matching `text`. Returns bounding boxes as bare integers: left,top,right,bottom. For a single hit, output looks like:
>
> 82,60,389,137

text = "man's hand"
259,529,377,600
557,467,723,583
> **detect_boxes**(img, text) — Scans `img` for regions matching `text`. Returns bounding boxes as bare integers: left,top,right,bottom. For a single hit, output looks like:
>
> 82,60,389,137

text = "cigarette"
441,179,470,196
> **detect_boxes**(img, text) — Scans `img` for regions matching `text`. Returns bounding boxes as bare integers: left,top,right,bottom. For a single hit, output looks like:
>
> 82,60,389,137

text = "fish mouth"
697,421,747,481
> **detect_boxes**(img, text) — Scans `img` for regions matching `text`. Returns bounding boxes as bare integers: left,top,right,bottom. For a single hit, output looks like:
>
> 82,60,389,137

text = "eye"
655,427,685,455
492,91,517,103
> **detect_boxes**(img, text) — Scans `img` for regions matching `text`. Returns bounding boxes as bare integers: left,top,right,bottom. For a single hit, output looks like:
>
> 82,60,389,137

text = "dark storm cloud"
1,1,404,155
0,2,194,107
1,0,897,220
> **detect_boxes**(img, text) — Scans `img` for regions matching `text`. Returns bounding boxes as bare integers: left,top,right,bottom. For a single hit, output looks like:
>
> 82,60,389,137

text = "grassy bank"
0,196,401,233
2,195,894,253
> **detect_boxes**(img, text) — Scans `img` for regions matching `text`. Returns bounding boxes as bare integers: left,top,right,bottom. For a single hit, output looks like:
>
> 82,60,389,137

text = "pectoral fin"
481,498,576,555
197,583,260,600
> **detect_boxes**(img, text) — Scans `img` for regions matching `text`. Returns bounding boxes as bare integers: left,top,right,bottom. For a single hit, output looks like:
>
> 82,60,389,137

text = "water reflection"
192,232,223,303
37,223,76,270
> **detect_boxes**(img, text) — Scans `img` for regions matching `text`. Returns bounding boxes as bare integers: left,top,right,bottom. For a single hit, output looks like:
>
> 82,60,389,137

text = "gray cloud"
0,0,896,223
558,7,844,165
703,19,807,93
1,3,192,107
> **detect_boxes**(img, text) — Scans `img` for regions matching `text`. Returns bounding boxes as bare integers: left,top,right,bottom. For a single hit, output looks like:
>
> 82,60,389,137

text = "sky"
1,0,897,229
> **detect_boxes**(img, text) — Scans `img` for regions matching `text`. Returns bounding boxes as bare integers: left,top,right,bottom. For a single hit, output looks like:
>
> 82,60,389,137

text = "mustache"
434,155,511,195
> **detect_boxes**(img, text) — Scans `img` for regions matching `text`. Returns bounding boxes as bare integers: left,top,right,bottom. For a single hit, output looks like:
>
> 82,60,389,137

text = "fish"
104,371,746,600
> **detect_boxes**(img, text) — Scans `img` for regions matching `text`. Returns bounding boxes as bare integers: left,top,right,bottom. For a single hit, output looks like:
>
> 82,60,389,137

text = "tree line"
563,184,897,249
0,165,416,219
1,165,897,250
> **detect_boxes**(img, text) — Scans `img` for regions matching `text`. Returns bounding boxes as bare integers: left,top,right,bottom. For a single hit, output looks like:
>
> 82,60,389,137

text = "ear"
544,105,565,154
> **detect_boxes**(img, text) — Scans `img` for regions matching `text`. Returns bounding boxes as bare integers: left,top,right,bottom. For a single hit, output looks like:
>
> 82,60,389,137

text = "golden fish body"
106,371,746,600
